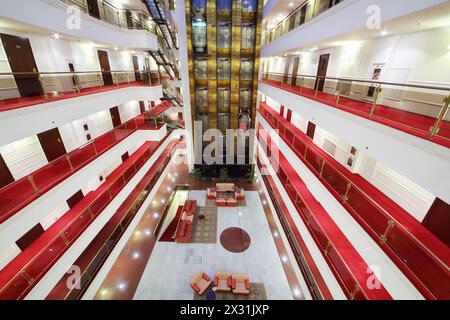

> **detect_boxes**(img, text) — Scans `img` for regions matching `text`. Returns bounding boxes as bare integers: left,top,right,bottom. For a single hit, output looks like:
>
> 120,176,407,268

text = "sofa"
214,272,232,292
175,220,193,243
184,200,197,215
190,272,211,295
231,274,250,295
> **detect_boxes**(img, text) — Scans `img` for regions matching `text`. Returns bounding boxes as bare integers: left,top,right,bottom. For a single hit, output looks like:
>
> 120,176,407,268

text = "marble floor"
133,191,294,300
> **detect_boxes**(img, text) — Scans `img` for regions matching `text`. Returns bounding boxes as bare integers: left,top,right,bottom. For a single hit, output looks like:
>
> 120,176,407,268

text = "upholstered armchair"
190,272,211,295
207,188,216,199
214,272,232,292
231,274,250,295
235,188,245,201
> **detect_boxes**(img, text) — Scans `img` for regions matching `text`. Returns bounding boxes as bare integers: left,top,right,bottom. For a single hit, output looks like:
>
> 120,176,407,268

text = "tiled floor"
133,191,294,300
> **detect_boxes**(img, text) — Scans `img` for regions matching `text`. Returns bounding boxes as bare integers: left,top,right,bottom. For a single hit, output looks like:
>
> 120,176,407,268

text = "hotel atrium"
0,0,449,302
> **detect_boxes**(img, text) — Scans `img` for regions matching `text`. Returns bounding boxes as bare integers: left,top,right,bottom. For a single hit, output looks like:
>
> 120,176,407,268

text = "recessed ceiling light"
381,30,388,36
53,33,60,39
289,2,294,7
114,46,119,51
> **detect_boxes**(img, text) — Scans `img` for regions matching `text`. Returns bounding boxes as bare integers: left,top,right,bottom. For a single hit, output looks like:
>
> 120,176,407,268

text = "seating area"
206,183,245,207
191,271,251,297
175,200,197,243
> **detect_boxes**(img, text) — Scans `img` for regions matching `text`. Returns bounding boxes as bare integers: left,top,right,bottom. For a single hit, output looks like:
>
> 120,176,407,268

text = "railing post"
343,182,352,202
369,84,382,118
66,155,74,171
97,73,103,88
314,77,320,99
300,77,304,94
319,160,326,177
429,94,450,139
380,220,395,244
73,73,81,93
336,80,343,105
28,176,40,194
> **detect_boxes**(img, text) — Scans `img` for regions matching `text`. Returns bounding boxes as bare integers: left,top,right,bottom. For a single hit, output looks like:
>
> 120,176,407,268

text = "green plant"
191,168,202,180
218,168,229,182
246,165,256,184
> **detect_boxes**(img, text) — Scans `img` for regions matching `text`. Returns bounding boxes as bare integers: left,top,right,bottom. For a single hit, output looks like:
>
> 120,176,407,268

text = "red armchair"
184,200,197,215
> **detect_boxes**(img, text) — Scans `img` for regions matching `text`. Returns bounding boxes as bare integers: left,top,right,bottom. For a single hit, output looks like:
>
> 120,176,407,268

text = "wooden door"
133,56,140,81
286,109,292,122
37,128,67,162
97,50,113,86
67,190,84,209
126,10,134,28
16,223,45,251
139,101,146,114
0,34,42,98
291,57,300,86
279,105,285,117
0,153,14,189
314,54,330,92
110,106,122,127
87,0,100,19
306,121,316,140
422,197,450,246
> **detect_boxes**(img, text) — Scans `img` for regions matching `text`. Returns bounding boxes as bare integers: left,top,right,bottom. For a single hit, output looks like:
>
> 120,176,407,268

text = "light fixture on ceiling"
289,2,294,7
309,46,318,52
52,33,60,39
381,30,388,36
114,46,119,51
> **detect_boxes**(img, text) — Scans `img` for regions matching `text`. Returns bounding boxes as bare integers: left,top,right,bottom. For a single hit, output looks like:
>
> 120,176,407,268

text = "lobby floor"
133,191,294,300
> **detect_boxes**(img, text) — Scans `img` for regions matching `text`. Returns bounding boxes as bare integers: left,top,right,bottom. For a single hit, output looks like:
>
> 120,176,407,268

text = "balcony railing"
0,69,162,112
261,72,450,148
59,0,157,33
0,104,168,225
257,127,392,300
46,139,180,300
0,135,173,300
262,0,343,45
259,102,450,299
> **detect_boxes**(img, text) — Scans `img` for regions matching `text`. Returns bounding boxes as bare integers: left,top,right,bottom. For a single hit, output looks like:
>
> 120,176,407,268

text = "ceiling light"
381,30,388,36
289,2,294,7
309,46,318,52
114,46,119,51
53,33,60,39
132,252,140,259
153,212,160,219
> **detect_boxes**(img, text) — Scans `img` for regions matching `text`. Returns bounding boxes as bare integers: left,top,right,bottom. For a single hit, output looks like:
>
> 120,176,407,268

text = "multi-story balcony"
261,73,450,148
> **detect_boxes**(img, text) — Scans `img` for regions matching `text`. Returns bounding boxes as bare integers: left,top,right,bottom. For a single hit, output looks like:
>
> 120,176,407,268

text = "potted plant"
218,168,229,182
191,168,202,180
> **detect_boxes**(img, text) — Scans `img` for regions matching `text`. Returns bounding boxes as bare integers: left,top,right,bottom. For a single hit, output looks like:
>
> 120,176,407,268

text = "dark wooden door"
126,10,134,28
16,223,45,251
286,109,292,122
97,50,113,86
422,197,450,246
0,153,14,189
133,56,140,81
0,34,42,98
67,190,84,209
87,0,100,19
37,128,67,162
150,100,155,108
110,106,122,127
279,105,285,116
306,121,316,140
121,152,130,162
291,57,300,86
315,54,330,92
139,101,146,114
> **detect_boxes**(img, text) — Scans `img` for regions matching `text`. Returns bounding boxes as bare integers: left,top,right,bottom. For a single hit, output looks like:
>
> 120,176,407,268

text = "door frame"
314,53,330,92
